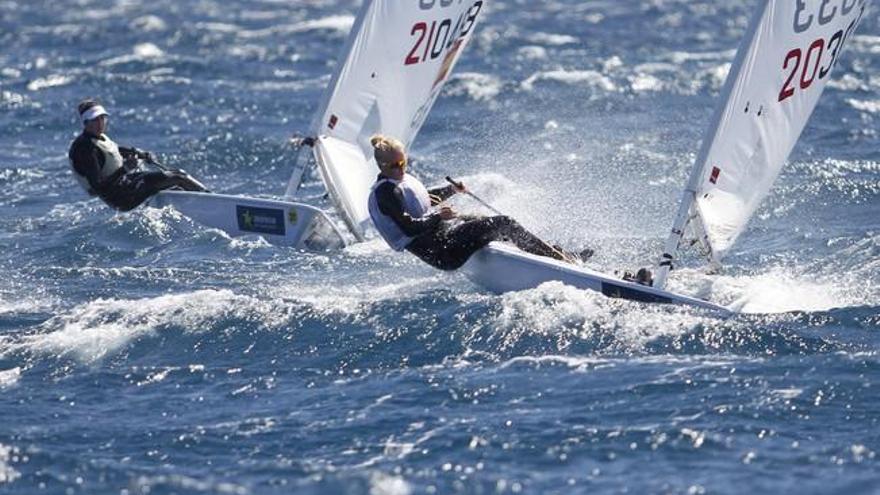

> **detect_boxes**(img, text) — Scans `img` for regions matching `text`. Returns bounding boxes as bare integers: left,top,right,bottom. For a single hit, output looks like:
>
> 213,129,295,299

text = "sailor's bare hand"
438,206,457,220
453,181,468,194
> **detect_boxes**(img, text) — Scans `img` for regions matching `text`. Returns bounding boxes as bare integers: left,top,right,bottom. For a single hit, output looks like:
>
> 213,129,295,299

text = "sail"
305,0,487,239
690,0,868,262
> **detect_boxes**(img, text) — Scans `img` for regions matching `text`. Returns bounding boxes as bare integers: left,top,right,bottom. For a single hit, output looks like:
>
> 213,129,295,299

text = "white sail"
303,0,487,239
656,0,869,287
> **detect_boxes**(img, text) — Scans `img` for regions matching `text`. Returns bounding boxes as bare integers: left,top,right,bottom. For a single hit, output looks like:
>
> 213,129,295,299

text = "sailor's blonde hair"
370,134,406,168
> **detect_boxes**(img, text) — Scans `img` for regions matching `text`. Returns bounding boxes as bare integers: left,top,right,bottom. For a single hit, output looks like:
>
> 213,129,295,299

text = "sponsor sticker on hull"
236,205,286,236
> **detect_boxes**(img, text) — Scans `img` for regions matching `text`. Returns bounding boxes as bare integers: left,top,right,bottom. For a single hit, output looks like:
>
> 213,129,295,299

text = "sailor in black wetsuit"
68,99,208,211
366,134,572,270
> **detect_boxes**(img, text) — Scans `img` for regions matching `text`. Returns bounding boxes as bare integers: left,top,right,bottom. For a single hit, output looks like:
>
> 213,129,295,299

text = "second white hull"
148,191,347,250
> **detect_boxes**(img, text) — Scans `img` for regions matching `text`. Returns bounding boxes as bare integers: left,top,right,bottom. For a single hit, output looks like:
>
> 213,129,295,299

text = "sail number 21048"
405,1,483,66
778,1,865,102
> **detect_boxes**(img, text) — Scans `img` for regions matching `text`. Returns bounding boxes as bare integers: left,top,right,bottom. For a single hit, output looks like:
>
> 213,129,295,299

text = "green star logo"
288,209,298,225
241,210,254,228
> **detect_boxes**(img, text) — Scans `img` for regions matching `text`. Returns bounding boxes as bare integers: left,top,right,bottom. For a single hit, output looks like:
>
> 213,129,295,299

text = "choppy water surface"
1,1,879,493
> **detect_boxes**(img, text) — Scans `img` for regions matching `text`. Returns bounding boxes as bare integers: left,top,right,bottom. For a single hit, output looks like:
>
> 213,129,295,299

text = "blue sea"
1,1,879,493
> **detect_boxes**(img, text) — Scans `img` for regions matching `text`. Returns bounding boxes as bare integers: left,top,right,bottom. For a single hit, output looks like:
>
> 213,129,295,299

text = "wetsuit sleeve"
118,146,139,159
69,139,106,193
375,182,442,237
427,184,457,205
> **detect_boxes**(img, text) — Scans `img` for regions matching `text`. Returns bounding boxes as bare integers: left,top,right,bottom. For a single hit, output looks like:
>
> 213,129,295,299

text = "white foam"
490,282,719,352
629,73,664,92
131,474,247,495
6,290,288,364
0,444,20,484
26,74,73,91
668,49,736,64
133,43,164,58
709,268,855,314
100,43,166,66
445,72,502,101
369,472,411,495
238,15,354,39
521,69,617,92
851,34,880,54
1,91,27,106
846,98,880,114
0,368,20,389
130,15,167,32
277,274,443,317
527,32,578,46
517,46,548,61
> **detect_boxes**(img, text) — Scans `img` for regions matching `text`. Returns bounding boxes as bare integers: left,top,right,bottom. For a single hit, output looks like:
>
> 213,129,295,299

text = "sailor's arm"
427,184,458,205
375,183,443,237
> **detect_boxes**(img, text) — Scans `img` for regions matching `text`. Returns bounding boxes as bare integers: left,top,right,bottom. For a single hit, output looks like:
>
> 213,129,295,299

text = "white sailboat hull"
462,243,730,313
148,191,347,250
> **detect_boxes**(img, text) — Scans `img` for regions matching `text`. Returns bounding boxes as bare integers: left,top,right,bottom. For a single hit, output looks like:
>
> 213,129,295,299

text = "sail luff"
654,0,771,289
283,0,376,202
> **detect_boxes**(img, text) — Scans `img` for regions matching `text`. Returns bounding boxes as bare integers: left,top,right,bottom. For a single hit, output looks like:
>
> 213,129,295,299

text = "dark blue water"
1,1,879,493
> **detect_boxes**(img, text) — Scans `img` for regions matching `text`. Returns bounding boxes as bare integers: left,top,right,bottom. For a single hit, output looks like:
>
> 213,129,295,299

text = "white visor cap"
81,105,109,122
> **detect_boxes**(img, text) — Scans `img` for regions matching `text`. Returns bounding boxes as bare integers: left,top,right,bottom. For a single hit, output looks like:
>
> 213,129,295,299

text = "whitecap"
5,290,290,364
238,15,354,39
851,34,880,54
602,56,624,72
0,368,20,389
712,267,857,314
369,472,411,495
488,281,723,352
846,98,880,114
629,73,664,92
0,444,20,484
517,46,548,61
130,15,167,32
195,22,241,33
667,49,736,64
521,69,616,92
698,63,732,91
445,72,502,101
133,42,164,58
0,68,21,78
829,74,870,91
527,32,579,46
26,74,73,91
131,474,247,495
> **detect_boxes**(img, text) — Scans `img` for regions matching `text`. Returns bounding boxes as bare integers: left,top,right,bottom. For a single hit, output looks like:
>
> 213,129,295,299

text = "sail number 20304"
778,2,865,102
405,1,483,66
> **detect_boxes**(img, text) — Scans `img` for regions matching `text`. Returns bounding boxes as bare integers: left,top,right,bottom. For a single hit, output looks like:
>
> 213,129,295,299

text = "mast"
283,143,310,199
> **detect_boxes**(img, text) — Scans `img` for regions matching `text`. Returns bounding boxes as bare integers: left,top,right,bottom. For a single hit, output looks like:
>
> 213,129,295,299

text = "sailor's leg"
107,171,200,211
484,216,566,261
431,215,560,269
156,170,208,192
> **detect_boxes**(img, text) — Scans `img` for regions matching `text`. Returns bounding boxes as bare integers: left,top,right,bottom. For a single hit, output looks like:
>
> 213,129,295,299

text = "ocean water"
1,0,879,493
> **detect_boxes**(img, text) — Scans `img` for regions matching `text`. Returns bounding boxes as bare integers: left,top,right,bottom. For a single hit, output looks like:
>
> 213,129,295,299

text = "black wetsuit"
68,132,206,212
372,179,564,270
